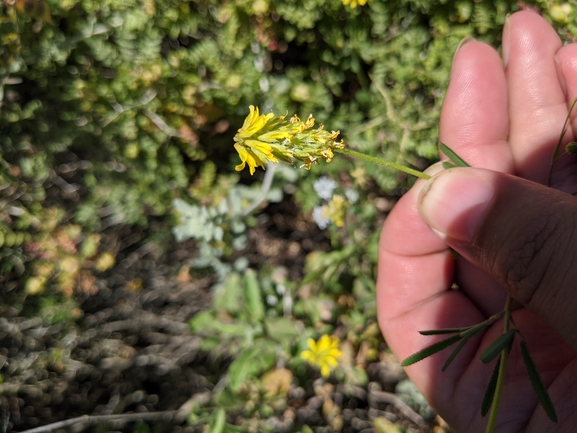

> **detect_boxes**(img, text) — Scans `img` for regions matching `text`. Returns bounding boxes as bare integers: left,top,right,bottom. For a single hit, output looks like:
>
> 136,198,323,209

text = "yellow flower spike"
237,105,274,139
234,143,265,175
300,335,342,378
233,105,344,175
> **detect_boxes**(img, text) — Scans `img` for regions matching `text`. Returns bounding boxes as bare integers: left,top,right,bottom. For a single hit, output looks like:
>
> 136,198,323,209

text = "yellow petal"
301,350,313,361
318,335,330,345
307,338,317,351
245,139,273,154
327,349,342,358
325,357,339,368
242,105,258,130
238,106,274,138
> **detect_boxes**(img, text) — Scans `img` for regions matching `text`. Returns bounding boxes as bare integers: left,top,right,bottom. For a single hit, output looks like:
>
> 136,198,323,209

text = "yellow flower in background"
233,105,344,175
325,194,347,227
301,335,342,378
342,0,370,8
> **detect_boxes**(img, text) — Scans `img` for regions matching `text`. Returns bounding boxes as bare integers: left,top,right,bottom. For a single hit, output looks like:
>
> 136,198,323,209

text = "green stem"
548,96,577,187
485,295,513,433
335,148,430,180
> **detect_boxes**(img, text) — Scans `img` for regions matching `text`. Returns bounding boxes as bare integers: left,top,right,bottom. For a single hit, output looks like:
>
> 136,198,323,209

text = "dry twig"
17,410,179,433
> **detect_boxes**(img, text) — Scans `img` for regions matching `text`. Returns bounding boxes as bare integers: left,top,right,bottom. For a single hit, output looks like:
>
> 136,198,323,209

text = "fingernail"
423,160,446,177
502,15,511,68
453,36,476,62
410,161,447,199
418,169,495,244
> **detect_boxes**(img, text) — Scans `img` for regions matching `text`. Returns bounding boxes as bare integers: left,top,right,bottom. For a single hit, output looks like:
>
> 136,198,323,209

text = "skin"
377,11,577,433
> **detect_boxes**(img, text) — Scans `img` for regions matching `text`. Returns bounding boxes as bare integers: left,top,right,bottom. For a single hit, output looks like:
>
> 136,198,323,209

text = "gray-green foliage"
172,174,284,278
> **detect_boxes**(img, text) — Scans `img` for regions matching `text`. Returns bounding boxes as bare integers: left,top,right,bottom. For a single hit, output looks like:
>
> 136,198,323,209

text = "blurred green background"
0,0,575,431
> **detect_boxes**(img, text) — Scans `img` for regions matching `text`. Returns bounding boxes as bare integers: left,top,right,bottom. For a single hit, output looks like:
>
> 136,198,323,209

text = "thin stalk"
335,148,430,180
548,97,577,187
485,295,513,433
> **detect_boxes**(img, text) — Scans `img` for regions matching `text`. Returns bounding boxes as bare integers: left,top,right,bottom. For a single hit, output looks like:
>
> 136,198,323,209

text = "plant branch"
548,97,577,186
17,410,179,433
100,90,157,127
335,148,430,180
242,163,276,216
485,295,513,433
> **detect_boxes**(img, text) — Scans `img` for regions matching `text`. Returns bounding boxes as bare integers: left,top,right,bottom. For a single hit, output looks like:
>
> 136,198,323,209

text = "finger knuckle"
488,209,568,306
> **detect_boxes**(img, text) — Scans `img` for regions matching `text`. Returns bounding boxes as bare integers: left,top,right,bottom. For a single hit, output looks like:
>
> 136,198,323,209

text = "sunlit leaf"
243,269,265,321
14,0,53,24
480,329,515,364
481,356,501,416
208,407,226,433
265,317,300,342
189,311,215,332
440,143,470,167
520,340,558,422
213,272,243,316
228,342,276,392
374,416,403,433
401,334,462,367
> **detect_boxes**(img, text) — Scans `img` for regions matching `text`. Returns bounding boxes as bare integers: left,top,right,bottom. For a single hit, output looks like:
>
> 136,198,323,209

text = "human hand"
377,10,577,433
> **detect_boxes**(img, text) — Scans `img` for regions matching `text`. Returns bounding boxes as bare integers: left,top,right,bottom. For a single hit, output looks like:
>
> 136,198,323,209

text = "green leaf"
227,342,277,392
189,311,247,337
243,269,265,321
212,321,249,337
189,311,216,332
520,340,558,422
265,317,300,343
442,161,456,170
401,334,462,367
460,321,489,339
419,328,465,336
481,356,501,416
132,420,150,433
441,337,468,372
213,272,243,316
440,143,470,167
480,329,516,364
208,408,226,433
565,141,577,155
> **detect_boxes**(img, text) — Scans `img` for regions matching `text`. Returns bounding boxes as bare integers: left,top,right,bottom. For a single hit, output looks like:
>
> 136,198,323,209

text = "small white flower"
312,206,331,229
313,176,338,200
345,188,359,204
276,284,286,295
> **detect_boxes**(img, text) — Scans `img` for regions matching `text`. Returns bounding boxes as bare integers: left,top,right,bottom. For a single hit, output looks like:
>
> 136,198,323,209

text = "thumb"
418,167,577,351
